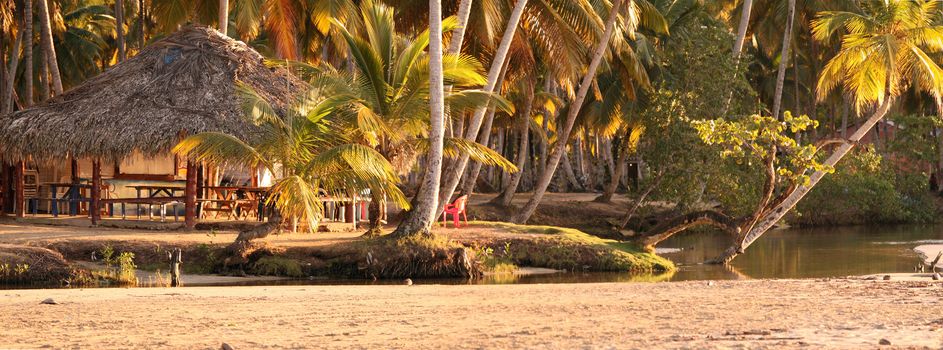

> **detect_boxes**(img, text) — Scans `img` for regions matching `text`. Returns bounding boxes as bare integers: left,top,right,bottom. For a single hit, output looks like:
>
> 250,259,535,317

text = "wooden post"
14,161,24,218
170,248,182,287
344,201,355,223
70,158,78,183
0,162,9,215
91,160,102,225
185,160,197,229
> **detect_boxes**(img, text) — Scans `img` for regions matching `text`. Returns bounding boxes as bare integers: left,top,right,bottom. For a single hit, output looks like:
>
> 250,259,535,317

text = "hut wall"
118,152,178,178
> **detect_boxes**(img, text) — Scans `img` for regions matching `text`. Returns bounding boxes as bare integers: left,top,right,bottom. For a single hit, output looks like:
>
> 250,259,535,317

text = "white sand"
2,279,942,349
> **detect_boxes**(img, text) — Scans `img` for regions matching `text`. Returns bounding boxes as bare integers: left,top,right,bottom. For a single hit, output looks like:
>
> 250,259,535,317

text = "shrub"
795,148,939,225
249,256,305,277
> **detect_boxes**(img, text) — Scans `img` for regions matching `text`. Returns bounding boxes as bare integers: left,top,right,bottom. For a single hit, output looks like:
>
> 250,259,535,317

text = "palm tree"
434,0,528,212
36,0,62,95
56,1,114,88
174,85,408,244
304,0,514,235
395,0,447,236
514,0,650,223
717,0,943,263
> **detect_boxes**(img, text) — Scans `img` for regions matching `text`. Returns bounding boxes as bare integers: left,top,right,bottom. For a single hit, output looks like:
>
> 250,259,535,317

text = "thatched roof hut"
0,25,306,163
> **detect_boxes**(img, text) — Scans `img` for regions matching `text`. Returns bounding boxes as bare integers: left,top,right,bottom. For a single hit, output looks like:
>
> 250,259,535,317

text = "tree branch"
636,210,741,251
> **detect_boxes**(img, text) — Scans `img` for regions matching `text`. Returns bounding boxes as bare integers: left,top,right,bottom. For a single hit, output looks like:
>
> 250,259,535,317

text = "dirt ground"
1,279,941,349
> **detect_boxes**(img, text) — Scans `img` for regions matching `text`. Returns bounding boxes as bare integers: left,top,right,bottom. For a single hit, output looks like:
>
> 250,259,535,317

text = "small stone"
879,338,891,345
933,273,941,281
882,275,891,281
707,281,715,286
220,343,235,350
40,298,58,305
404,278,413,286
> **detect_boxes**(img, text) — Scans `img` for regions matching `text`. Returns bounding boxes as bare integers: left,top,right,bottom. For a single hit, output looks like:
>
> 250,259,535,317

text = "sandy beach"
2,279,942,349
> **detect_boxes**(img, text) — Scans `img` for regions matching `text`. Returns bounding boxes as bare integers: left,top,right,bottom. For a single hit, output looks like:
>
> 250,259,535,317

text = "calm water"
3,225,939,289
170,224,943,285
659,224,941,281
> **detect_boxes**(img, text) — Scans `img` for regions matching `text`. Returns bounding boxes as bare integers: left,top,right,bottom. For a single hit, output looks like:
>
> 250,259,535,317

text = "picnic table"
35,182,93,216
201,186,270,221
128,184,186,198
117,184,186,222
103,196,186,222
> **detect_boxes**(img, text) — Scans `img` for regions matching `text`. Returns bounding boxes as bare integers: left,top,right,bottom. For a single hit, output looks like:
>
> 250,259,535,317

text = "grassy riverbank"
0,219,671,286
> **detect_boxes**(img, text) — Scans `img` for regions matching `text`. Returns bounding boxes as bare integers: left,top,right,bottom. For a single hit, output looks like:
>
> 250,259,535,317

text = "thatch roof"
0,25,306,162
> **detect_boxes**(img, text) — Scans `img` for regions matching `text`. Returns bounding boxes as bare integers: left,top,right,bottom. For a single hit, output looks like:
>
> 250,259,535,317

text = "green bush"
795,148,938,225
249,256,305,277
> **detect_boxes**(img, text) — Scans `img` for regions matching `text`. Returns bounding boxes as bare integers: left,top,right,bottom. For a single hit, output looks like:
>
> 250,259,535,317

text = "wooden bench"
102,197,185,222
198,199,237,220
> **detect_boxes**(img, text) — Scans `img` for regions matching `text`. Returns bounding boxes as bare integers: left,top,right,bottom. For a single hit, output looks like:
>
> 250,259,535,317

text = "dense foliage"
3,0,943,234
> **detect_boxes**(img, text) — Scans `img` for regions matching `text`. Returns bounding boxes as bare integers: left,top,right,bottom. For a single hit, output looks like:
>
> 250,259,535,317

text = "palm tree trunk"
770,0,795,120
732,0,754,58
444,0,473,138
38,56,48,100
23,0,32,106
538,78,553,175
436,0,529,216
598,141,627,203
219,0,229,35
138,0,145,49
0,21,5,113
713,97,895,264
115,0,126,61
391,0,446,237
36,0,62,95
460,54,511,196
447,0,473,55
560,151,583,191
496,89,534,207
512,0,625,224
3,21,22,113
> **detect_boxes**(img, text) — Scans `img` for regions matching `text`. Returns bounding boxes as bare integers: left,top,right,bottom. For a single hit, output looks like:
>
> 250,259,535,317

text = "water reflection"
4,225,936,289
659,225,939,280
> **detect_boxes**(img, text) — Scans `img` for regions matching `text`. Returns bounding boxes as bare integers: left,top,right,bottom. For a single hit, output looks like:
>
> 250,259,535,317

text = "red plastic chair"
442,195,469,228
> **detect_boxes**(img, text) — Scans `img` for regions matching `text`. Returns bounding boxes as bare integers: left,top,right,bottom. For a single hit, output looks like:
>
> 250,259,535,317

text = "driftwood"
930,251,943,271
634,210,741,251
170,248,182,287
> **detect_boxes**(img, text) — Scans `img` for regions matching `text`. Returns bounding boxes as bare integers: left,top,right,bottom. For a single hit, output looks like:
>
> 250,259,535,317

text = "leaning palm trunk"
436,0,529,216
3,28,22,113
770,0,795,120
560,151,584,191
390,0,447,237
495,91,534,207
36,0,62,95
711,97,895,264
512,0,624,224
597,143,628,203
460,54,513,196
722,0,754,115
447,0,474,54
732,0,754,59
461,108,497,195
